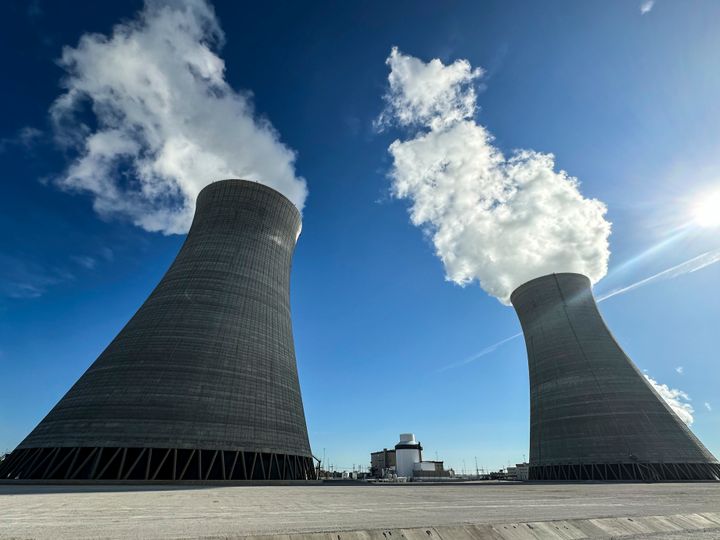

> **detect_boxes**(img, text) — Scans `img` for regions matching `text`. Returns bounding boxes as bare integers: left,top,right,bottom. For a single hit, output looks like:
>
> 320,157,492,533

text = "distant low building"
497,463,529,481
412,460,451,479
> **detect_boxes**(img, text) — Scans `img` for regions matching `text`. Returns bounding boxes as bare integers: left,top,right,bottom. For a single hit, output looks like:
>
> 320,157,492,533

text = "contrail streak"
436,332,522,372
603,226,689,279
441,248,720,371
597,248,720,302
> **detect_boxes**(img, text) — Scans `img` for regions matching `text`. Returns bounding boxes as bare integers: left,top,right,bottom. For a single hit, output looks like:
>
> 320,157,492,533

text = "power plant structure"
0,179,317,482
511,273,720,481
370,433,452,480
395,433,423,478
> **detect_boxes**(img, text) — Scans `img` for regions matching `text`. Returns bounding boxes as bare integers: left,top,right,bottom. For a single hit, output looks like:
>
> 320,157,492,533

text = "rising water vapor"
379,48,611,304
51,0,306,234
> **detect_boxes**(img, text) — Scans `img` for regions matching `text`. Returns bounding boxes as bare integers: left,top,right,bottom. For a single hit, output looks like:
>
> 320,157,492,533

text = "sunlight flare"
694,190,720,228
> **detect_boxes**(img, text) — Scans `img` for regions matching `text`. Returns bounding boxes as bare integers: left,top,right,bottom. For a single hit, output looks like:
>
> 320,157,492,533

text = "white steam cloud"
379,48,611,304
51,0,306,234
644,373,694,426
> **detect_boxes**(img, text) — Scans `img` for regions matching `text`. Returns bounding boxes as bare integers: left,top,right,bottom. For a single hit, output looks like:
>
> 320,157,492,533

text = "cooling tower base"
0,447,317,481
529,462,720,482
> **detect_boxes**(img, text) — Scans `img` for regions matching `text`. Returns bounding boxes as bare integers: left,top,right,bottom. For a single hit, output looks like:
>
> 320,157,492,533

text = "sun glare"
694,191,720,228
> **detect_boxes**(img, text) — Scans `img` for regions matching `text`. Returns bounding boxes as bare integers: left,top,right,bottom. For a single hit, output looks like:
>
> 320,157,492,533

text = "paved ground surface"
1,481,719,539
633,525,720,538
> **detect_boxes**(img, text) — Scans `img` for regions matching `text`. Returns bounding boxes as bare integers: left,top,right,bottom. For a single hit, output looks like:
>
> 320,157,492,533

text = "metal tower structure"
1,180,316,481
511,273,719,481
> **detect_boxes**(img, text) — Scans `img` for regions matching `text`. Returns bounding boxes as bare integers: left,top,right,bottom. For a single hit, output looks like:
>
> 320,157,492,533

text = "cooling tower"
511,273,719,481
0,180,316,481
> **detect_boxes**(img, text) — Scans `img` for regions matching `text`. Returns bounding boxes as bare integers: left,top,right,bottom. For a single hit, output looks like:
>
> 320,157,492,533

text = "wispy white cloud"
640,0,655,15
0,249,109,300
27,0,42,19
379,48,610,305
644,373,694,425
705,402,712,412
50,0,306,235
18,126,43,147
100,247,114,262
0,255,74,299
0,126,43,152
70,255,97,270
597,249,720,302
675,366,684,375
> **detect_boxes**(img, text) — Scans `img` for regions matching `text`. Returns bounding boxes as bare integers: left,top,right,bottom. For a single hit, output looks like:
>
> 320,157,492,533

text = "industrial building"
371,434,451,480
0,180,316,481
511,272,720,481
505,463,529,481
370,448,396,478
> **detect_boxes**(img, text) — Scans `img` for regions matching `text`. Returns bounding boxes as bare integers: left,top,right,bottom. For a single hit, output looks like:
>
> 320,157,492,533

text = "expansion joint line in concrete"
553,274,634,460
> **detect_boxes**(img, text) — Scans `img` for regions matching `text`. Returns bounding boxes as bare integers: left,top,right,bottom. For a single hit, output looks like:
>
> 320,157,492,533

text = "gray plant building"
511,273,720,481
0,179,316,481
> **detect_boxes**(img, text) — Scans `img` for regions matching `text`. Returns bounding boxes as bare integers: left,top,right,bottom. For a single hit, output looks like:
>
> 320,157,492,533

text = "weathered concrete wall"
511,273,718,480
14,180,312,458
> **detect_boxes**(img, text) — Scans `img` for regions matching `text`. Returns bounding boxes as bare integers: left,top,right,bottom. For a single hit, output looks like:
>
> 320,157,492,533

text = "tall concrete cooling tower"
511,273,719,482
0,179,316,481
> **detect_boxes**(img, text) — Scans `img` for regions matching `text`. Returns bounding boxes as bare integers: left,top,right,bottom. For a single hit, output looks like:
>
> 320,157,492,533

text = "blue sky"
1,0,719,473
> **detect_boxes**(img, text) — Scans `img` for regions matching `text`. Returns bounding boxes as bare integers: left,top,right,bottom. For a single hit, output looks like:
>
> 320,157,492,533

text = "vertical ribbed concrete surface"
511,273,719,481
1,180,315,481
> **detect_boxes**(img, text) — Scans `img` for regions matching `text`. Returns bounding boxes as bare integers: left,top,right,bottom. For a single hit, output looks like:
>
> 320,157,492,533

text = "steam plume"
379,48,611,304
51,0,306,234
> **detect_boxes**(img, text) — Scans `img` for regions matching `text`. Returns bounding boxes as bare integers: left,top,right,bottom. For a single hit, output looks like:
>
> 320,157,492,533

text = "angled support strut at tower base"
511,273,719,482
1,180,317,482
0,447,316,481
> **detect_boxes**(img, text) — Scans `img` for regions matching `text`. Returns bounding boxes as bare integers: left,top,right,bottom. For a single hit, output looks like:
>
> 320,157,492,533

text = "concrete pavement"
1,481,719,539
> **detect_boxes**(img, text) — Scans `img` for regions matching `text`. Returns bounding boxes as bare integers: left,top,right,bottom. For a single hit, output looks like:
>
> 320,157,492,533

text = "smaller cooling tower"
511,273,719,481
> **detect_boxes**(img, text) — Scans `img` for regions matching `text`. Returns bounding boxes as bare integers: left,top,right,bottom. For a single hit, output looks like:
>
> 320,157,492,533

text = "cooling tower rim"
198,179,300,220
510,272,591,305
